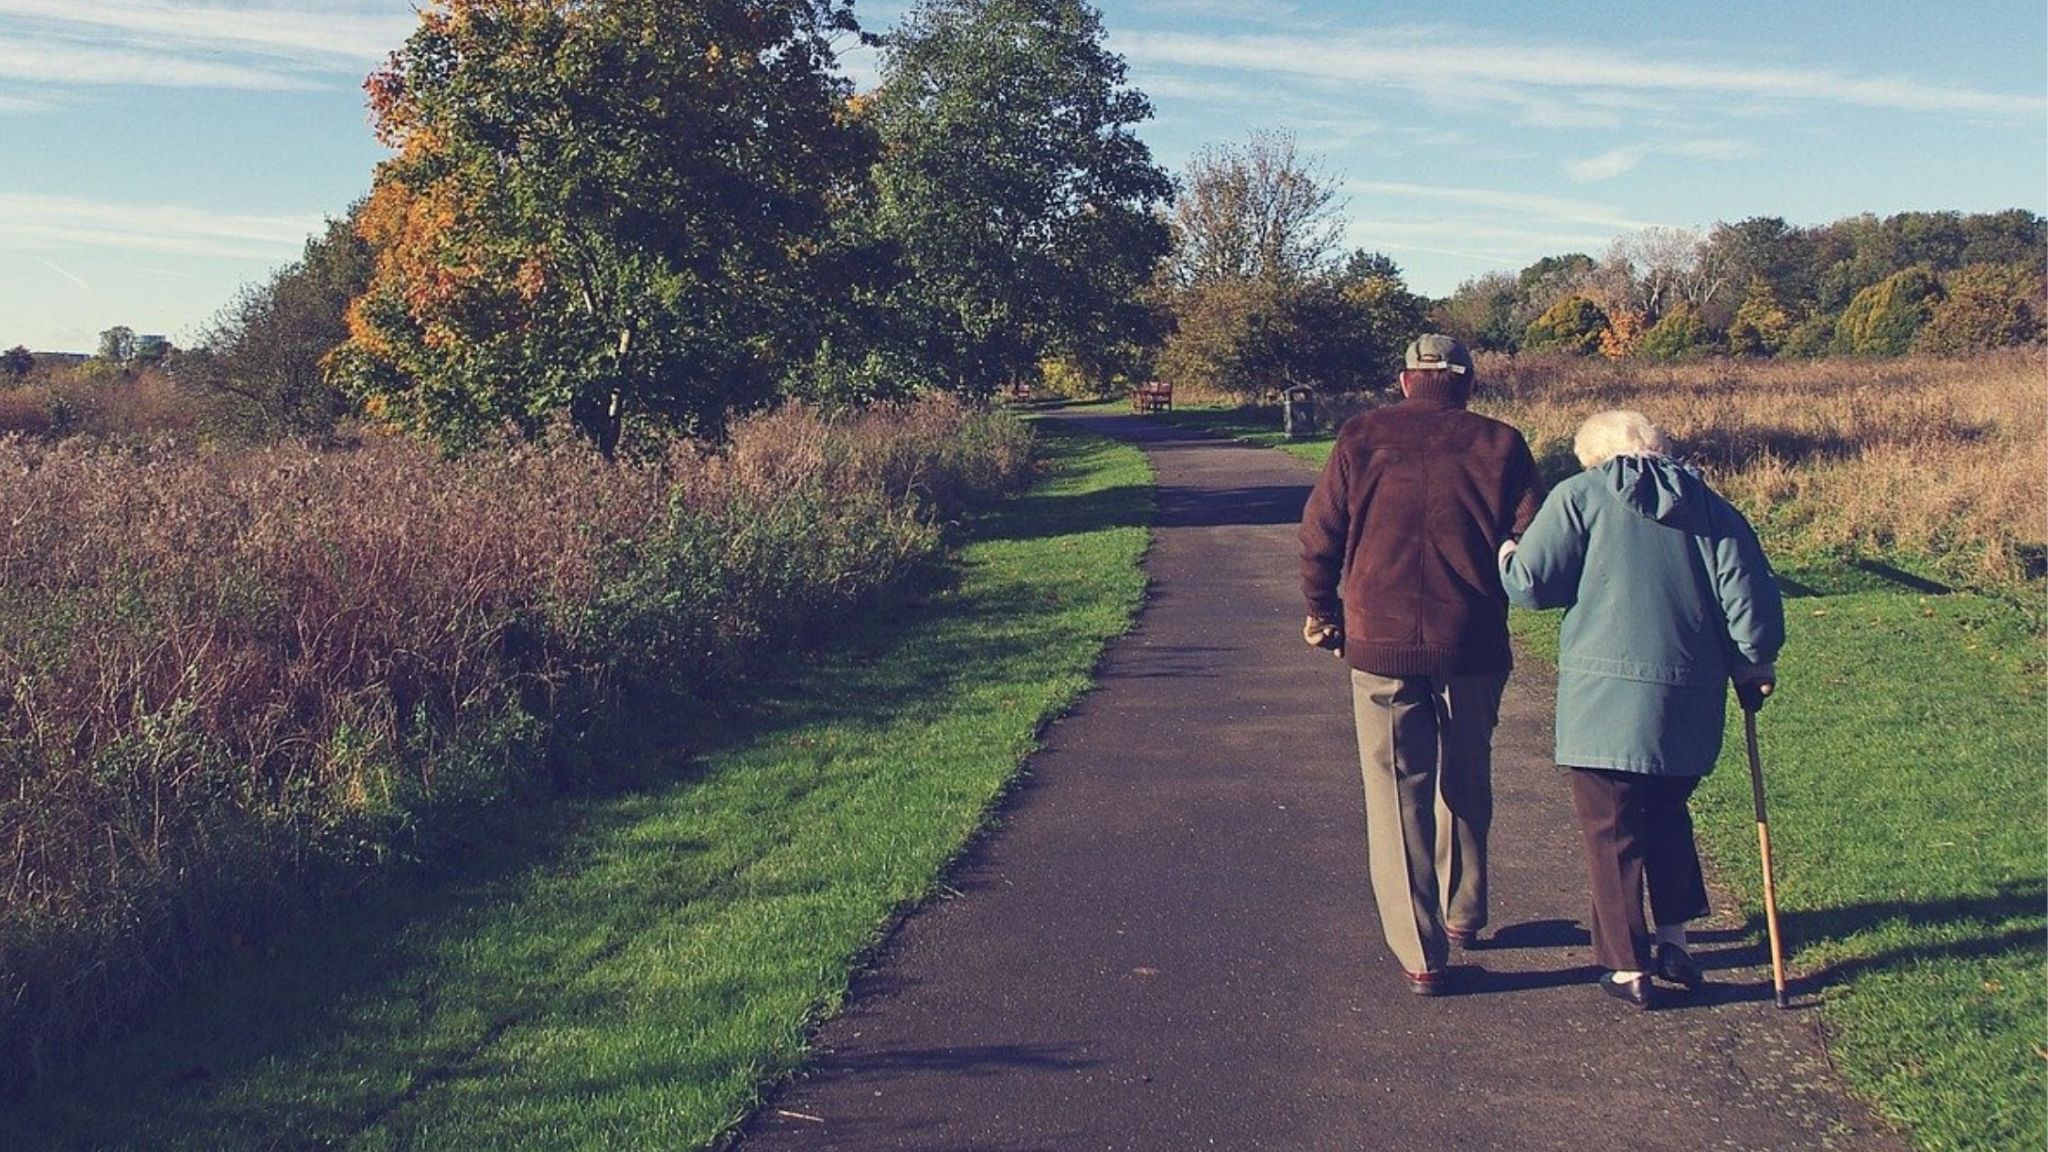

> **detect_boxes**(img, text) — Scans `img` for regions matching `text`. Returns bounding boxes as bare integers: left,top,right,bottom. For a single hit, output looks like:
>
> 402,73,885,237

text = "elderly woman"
1499,411,1784,1009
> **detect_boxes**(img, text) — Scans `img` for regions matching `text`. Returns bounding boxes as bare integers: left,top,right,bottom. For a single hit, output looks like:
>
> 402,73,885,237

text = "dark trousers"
1566,768,1711,972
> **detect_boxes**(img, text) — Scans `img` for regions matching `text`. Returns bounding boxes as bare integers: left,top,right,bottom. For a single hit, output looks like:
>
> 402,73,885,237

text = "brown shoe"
1446,927,1482,950
1405,969,1450,997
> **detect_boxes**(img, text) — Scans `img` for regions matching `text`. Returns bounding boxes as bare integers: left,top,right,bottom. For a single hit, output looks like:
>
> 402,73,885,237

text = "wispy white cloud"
1566,148,1644,183
0,193,322,261
0,1,411,65
0,43,323,90
1343,180,1658,232
0,1,413,91
1114,28,2045,120
1565,138,1758,183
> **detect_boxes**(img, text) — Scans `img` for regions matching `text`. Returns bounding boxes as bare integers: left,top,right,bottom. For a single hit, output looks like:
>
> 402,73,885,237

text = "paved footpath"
740,410,1904,1152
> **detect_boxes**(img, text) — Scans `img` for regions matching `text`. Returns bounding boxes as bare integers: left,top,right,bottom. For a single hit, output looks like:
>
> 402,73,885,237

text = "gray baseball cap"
1404,333,1474,376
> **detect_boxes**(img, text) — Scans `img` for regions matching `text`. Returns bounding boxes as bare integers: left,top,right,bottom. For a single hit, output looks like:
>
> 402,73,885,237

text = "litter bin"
1282,385,1318,439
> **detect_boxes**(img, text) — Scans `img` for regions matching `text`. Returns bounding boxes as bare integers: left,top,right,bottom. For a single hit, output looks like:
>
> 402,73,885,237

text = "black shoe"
1655,943,1704,991
1600,972,1656,1009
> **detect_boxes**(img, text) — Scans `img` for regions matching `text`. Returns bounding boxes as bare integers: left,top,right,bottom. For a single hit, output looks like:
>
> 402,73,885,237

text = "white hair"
1573,410,1671,469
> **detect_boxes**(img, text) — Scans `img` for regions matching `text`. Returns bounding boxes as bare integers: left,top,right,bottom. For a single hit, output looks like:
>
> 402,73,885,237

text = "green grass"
1682,591,2044,1152
1515,590,2043,1152
0,422,1153,1151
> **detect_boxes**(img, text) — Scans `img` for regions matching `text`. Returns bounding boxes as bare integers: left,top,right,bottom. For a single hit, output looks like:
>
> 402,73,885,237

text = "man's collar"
1400,373,1470,408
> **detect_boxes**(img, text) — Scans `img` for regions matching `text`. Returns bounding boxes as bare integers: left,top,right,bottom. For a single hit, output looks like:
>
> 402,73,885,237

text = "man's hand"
1733,663,1776,713
1303,615,1343,656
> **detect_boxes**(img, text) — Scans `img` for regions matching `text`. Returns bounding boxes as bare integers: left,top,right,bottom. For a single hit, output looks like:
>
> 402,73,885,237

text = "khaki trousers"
1350,669,1505,975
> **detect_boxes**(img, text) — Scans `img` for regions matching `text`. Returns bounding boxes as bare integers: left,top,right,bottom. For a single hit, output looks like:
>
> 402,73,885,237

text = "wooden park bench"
1131,380,1173,413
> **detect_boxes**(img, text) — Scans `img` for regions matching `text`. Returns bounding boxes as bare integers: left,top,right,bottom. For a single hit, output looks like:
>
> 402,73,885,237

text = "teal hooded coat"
1499,455,1785,776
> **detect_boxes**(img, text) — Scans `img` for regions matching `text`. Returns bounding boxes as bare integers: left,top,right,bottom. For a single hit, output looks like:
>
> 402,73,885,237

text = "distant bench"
1131,380,1173,413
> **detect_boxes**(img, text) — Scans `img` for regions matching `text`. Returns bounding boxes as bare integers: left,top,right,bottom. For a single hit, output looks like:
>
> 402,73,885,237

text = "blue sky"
2,0,2041,353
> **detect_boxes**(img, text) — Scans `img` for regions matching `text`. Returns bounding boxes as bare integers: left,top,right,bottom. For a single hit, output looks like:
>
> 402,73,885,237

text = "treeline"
324,0,1168,453
1434,209,2046,361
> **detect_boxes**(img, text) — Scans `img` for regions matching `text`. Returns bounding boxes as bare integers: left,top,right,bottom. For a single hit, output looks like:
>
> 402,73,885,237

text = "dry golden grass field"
1471,352,2045,592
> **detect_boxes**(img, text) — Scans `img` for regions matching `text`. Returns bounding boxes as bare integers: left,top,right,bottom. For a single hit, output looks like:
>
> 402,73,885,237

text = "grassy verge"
0,421,1153,1151
1163,404,2043,1150
1510,587,2045,1152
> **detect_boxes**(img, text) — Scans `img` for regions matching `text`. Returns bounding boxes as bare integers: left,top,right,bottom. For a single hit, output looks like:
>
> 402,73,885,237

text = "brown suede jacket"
1298,376,1545,676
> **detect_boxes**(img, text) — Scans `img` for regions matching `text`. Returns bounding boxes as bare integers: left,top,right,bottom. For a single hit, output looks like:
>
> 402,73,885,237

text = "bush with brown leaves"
0,394,1031,1091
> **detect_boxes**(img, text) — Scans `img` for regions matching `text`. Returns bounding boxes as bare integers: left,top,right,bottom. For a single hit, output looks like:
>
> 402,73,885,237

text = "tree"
866,0,1172,395
1432,272,1520,353
1512,253,1596,329
1326,249,1428,382
0,346,31,381
1524,295,1609,355
190,210,374,438
1832,266,1941,355
1598,308,1645,360
1167,130,1341,289
1726,278,1794,357
1704,217,1811,321
334,0,871,452
1913,263,2045,354
1637,302,1709,361
1155,132,1424,398
96,326,136,365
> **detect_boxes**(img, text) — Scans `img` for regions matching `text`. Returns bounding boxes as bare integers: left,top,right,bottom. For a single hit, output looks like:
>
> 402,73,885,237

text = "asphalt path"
739,408,1904,1152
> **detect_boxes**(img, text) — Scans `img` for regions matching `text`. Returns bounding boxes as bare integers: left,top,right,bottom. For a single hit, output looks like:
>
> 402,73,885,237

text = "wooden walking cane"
1743,707,1790,1009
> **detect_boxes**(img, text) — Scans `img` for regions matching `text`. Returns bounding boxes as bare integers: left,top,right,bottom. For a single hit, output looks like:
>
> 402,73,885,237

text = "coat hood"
1596,454,1711,530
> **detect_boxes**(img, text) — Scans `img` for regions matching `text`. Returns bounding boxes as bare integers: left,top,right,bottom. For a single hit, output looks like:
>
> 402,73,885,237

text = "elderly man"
1298,334,1545,996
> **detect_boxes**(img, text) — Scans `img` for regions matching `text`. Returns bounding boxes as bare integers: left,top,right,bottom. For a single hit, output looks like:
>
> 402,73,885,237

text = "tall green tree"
866,0,1172,395
334,0,871,451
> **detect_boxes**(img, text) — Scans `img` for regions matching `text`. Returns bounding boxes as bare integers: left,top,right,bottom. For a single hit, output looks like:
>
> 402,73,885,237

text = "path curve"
739,409,1903,1152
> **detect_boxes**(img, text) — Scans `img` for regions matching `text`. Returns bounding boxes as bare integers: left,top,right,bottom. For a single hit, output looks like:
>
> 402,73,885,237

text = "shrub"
1727,279,1795,357
1523,294,1610,355
1833,266,1941,355
1637,302,1710,362
1913,262,2045,354
0,395,1031,1093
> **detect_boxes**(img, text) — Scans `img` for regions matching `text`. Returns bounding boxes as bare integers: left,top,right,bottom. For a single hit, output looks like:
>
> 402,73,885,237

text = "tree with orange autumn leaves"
333,0,872,452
